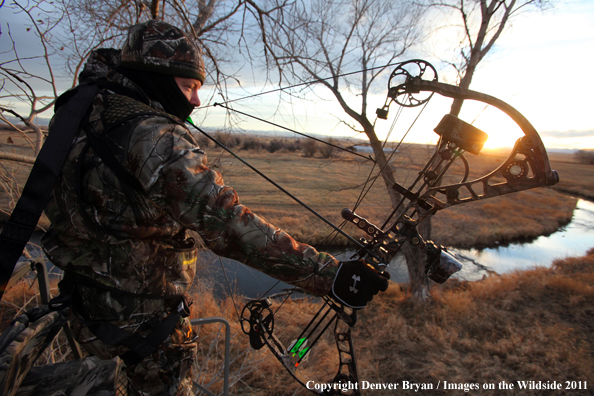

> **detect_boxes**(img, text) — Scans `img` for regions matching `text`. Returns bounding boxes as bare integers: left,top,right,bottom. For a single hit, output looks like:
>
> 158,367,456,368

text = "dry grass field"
1,127,592,395
0,127,582,249
235,249,594,395
4,248,593,395
548,152,594,200
196,136,579,249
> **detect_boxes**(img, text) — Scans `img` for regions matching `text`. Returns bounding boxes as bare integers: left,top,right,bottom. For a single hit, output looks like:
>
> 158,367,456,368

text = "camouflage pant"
69,285,197,396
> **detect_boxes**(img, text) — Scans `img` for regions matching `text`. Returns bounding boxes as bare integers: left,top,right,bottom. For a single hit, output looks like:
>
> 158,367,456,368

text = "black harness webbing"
49,273,191,366
89,299,190,366
0,84,101,300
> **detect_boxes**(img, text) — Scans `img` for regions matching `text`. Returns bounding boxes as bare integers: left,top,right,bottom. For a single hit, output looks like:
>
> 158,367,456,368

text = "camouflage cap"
120,20,205,84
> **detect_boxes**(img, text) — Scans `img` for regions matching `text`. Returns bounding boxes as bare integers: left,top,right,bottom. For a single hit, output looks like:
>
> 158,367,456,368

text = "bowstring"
317,105,403,247
218,256,242,323
187,121,371,251
198,67,433,379
202,61,407,108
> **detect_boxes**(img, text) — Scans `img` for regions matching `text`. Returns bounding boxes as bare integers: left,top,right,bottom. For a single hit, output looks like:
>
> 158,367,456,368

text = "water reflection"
205,199,594,294
202,250,295,299
452,199,594,278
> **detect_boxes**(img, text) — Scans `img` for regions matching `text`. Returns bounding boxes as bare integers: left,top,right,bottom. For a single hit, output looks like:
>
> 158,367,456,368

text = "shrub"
302,139,318,157
214,131,238,148
285,140,301,153
575,150,594,164
320,138,338,159
267,139,284,153
242,137,262,151
196,133,211,148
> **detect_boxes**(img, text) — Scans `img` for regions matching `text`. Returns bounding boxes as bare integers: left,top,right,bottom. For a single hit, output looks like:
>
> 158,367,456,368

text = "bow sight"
345,59,560,282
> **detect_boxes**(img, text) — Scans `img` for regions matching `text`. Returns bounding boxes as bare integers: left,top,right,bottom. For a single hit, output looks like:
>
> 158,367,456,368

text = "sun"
458,103,525,150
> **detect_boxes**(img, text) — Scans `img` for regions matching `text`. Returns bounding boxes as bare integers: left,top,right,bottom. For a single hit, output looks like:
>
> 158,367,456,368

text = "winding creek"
205,198,594,296
450,198,594,281
16,199,594,297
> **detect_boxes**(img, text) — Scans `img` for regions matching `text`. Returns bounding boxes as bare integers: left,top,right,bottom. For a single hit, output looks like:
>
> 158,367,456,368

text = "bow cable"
192,62,436,391
322,100,431,247
319,104,404,247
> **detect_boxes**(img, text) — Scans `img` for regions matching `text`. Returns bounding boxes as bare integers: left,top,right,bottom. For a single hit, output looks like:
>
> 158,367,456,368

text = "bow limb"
241,299,360,395
343,70,561,272
407,79,559,186
381,79,560,230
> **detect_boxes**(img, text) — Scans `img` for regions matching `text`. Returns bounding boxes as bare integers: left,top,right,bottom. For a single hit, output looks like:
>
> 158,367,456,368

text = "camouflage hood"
78,48,122,84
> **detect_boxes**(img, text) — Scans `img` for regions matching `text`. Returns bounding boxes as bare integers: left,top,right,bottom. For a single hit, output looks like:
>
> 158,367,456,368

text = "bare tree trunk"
362,124,400,207
362,121,432,301
150,0,160,19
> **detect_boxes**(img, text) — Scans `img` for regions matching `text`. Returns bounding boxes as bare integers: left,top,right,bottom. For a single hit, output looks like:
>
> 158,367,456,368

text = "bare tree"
0,0,292,225
1,0,293,149
0,0,65,157
255,0,437,299
426,0,550,116
262,0,423,205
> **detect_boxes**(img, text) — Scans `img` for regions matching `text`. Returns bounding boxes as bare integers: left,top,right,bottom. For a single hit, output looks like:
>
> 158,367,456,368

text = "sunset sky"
2,0,593,150
194,0,594,151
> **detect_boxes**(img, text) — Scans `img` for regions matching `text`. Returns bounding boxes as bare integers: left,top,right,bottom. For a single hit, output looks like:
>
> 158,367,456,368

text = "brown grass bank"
240,249,594,395
214,146,577,249
0,132,579,248
2,248,593,395
351,249,594,395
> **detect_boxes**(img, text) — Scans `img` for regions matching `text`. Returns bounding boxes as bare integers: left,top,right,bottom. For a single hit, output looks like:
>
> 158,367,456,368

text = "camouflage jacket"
42,49,339,298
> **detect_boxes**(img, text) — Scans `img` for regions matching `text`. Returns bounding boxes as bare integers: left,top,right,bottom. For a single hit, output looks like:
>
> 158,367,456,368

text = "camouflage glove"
330,260,390,309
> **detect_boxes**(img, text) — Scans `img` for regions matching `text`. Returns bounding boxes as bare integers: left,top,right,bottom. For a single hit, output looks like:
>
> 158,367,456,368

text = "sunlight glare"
458,102,524,150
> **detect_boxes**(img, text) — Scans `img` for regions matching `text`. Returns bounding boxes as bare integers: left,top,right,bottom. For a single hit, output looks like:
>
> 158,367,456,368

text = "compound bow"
215,59,559,395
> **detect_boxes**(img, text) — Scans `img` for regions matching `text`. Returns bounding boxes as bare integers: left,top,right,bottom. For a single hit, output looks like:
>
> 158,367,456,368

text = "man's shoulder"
95,93,186,131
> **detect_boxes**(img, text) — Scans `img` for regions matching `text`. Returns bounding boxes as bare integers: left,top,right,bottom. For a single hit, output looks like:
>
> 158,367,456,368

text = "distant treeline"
195,131,345,158
575,150,594,165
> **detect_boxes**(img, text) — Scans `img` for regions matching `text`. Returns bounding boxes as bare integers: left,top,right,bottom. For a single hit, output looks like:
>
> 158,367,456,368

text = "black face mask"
117,67,194,121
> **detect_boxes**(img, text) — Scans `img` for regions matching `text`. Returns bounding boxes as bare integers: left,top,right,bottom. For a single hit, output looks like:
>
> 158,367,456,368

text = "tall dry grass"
0,273,76,366
550,159,594,200
208,144,577,249
235,249,594,395
347,249,594,396
2,241,594,395
0,133,580,248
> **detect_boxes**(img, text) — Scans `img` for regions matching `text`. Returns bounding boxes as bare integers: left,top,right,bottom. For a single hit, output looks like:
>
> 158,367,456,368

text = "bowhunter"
42,20,389,395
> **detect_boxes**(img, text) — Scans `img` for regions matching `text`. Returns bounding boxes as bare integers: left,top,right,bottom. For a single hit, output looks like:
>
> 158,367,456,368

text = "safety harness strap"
86,297,191,366
0,84,101,300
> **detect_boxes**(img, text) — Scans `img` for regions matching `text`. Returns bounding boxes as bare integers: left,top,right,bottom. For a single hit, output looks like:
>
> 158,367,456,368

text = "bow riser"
242,299,361,395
